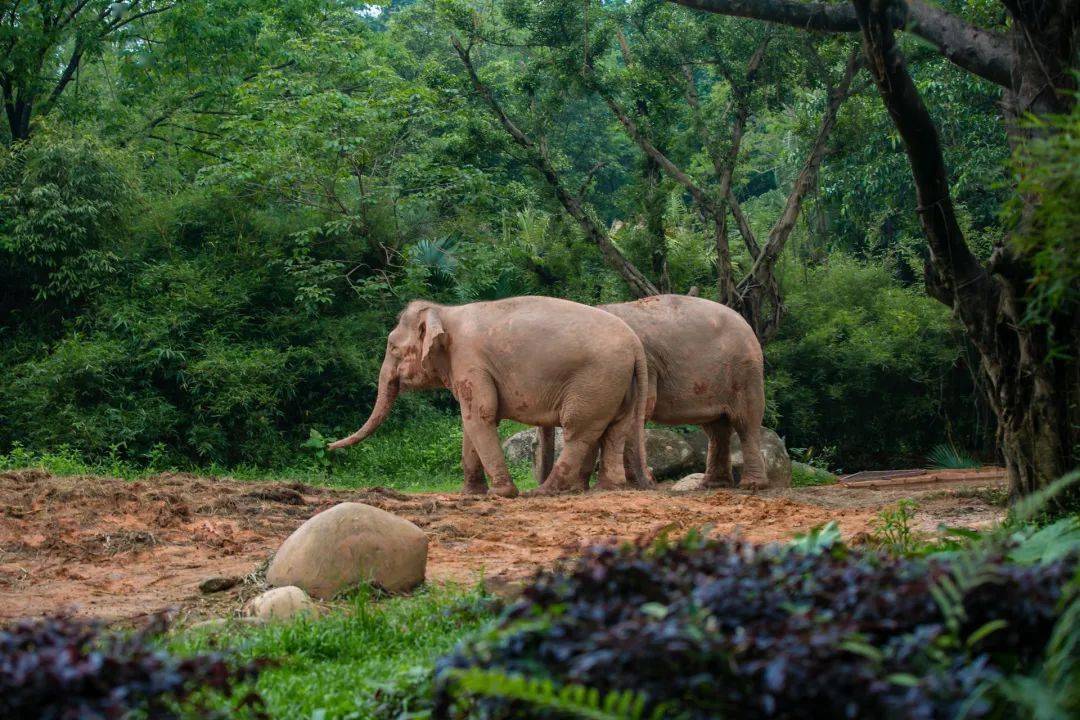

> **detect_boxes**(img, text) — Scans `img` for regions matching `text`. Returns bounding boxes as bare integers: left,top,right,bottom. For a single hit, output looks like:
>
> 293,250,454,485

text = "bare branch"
667,0,1013,89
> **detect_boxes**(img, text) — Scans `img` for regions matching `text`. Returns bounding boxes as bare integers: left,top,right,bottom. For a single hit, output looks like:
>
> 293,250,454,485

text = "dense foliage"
1,0,1062,473
0,614,264,719
433,529,1079,719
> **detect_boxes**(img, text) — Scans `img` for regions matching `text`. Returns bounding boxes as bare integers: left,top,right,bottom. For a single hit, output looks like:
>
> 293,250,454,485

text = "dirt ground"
0,468,1007,623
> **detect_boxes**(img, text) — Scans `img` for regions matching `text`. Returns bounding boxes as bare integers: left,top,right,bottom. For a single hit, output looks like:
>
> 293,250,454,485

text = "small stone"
199,575,240,594
670,473,708,492
245,586,319,621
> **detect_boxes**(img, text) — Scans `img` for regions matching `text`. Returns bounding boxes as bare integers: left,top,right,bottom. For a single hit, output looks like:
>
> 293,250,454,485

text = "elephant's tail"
631,339,650,485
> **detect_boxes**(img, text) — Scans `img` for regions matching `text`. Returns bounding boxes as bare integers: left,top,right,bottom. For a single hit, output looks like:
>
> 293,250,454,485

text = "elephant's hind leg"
735,423,766,491
532,428,601,495
595,414,633,491
703,418,735,488
460,430,489,495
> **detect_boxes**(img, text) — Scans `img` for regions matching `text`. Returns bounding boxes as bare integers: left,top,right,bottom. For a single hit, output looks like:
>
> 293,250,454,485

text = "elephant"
529,294,768,490
327,297,649,498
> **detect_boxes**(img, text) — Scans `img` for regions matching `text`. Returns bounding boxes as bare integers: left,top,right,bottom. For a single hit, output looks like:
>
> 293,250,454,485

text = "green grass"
791,461,839,487
173,585,496,719
0,412,538,494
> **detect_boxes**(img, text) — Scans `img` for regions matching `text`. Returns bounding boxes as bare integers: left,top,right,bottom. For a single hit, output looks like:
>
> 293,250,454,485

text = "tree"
0,1,180,142
668,0,1078,495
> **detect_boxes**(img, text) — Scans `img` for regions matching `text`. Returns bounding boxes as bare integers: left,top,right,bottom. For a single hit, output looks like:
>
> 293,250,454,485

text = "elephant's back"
602,295,763,423
456,295,640,368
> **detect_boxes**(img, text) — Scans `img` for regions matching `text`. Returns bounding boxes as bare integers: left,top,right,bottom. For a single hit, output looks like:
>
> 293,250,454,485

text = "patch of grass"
791,462,838,487
173,585,495,720
0,413,539,494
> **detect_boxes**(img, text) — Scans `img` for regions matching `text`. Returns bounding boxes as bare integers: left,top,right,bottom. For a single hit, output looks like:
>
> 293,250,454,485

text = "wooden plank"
840,467,1005,489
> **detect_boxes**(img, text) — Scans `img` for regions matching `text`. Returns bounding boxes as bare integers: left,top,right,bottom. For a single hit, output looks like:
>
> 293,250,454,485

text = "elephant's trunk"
328,356,399,450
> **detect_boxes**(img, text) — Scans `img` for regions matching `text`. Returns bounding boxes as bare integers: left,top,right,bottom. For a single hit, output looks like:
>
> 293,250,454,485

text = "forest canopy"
1,0,1075,485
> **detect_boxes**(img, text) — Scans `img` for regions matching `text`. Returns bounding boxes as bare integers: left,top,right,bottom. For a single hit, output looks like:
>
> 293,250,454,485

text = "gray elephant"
531,294,768,490
328,297,649,498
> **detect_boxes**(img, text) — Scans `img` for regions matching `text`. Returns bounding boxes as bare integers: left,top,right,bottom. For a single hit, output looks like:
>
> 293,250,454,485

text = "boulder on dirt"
669,428,791,490
503,427,694,480
245,586,318,621
198,575,240,594
686,430,709,469
644,429,697,479
267,502,428,599
502,427,564,465
731,427,792,489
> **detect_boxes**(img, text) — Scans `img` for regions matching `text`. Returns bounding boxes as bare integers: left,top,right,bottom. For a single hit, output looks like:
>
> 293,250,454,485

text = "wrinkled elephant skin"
328,297,649,498
537,295,768,490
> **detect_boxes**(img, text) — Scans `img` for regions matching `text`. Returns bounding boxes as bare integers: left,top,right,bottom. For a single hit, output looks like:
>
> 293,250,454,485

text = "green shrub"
767,256,975,470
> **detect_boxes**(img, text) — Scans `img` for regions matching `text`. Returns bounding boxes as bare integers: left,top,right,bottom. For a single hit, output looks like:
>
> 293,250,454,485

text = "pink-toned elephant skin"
328,297,649,498
534,294,768,490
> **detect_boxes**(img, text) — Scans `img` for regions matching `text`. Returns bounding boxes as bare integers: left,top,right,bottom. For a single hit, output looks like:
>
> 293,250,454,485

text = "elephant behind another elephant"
534,294,768,490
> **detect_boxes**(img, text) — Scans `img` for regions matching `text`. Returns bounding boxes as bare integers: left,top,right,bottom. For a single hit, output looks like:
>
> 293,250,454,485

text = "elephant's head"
328,301,448,450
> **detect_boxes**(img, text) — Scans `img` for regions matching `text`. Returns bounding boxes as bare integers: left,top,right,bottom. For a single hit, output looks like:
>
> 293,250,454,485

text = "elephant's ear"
419,308,447,376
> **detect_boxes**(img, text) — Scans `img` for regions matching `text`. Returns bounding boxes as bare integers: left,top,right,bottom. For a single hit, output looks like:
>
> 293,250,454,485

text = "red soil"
0,468,1005,623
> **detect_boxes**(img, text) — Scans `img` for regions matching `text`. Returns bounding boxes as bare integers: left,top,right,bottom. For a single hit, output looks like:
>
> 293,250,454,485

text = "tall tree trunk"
642,156,672,293
853,0,1077,497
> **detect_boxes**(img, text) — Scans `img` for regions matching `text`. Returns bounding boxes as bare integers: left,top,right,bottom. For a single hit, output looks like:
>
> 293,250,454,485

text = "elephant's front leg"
460,429,489,495
456,372,518,498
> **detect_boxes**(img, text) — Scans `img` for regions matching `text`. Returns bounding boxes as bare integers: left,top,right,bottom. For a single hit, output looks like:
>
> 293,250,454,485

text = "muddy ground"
0,469,1006,623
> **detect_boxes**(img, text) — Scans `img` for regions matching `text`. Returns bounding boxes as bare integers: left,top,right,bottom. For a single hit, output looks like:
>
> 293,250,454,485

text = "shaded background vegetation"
2,0,1034,474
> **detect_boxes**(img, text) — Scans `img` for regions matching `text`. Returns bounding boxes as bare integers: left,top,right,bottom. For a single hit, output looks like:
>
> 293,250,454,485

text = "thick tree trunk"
853,0,1077,497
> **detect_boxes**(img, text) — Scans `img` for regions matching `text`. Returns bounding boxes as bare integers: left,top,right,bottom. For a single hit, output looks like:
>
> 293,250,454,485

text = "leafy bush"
433,532,1077,719
767,256,978,469
0,614,264,719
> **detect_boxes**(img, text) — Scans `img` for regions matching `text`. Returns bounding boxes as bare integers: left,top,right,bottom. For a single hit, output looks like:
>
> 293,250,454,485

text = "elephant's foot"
739,475,766,493
701,471,736,489
526,480,577,497
490,482,519,499
461,481,489,495
594,472,630,491
628,468,657,490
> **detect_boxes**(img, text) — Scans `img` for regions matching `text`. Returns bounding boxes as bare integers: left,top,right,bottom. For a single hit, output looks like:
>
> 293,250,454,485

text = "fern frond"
444,667,664,720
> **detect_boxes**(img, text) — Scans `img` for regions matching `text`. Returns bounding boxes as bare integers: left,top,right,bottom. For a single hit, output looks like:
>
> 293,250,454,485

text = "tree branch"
667,0,1013,89
451,34,659,298
736,46,860,336
851,0,992,320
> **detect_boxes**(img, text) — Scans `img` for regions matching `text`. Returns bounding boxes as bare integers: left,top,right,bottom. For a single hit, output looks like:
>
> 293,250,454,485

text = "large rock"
245,586,318,621
643,429,696,479
670,427,792,489
731,427,792,489
267,502,428,599
502,427,693,479
502,428,564,465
